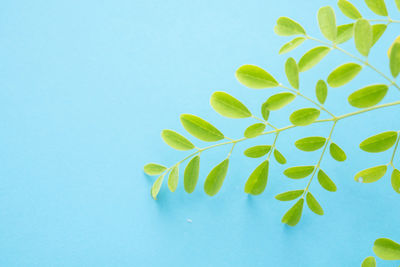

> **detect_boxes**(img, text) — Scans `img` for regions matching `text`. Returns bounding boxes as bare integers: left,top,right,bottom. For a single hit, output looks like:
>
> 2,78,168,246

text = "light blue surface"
1,0,400,266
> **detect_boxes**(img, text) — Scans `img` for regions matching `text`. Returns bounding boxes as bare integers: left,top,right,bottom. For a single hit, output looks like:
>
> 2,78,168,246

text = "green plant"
361,237,400,266
144,0,400,226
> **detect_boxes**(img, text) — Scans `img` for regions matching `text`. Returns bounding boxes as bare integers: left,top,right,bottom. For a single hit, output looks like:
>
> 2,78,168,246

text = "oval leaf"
373,238,400,260
285,57,299,89
151,174,165,200
338,0,362,20
244,123,266,138
295,136,326,152
365,0,388,16
318,6,337,41
168,165,179,192
261,103,270,121
284,166,314,179
244,145,271,158
279,37,306,54
184,156,200,194
361,256,376,267
315,80,328,104
359,131,398,153
274,149,287,164
204,159,229,196
390,42,400,78
290,108,320,126
306,192,324,215
317,170,337,192
298,46,331,72
336,23,354,44
161,130,195,151
236,65,279,89
372,24,387,46
281,198,304,226
180,114,224,142
355,165,387,183
354,19,372,57
210,91,252,118
275,190,304,201
264,92,296,111
274,17,306,36
348,84,388,108
244,160,269,195
327,63,362,88
144,163,167,176
330,142,347,161
391,169,400,194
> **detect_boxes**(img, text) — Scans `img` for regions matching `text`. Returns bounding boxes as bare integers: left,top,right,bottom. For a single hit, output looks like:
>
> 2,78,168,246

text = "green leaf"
244,160,269,195
204,159,229,196
210,91,252,118
396,0,400,11
264,92,296,111
161,130,195,151
315,80,328,104
275,190,304,201
281,198,304,226
327,63,362,88
151,174,165,200
184,156,200,194
244,145,271,158
244,123,266,138
359,131,398,153
306,192,324,215
330,142,347,161
336,23,354,44
348,84,388,108
390,42,400,78
364,0,388,16
236,65,279,89
274,17,306,36
285,58,299,89
144,163,167,176
337,0,362,20
372,24,387,46
274,149,287,164
295,136,326,152
290,108,320,126
388,36,400,57
180,114,224,142
279,37,306,54
168,165,179,192
361,256,376,267
391,169,400,194
373,238,400,260
318,6,337,41
317,170,337,192
354,19,372,57
298,46,331,72
355,165,387,183
284,166,314,179
261,103,270,121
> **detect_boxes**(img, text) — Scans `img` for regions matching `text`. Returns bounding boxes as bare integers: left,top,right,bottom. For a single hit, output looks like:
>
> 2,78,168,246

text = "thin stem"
368,19,400,23
389,133,400,168
336,101,400,120
227,143,237,158
267,133,279,160
251,115,278,130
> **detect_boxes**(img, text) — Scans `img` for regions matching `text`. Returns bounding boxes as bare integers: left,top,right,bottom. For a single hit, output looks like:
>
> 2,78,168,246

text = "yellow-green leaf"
388,36,400,57
244,160,269,195
361,256,376,267
261,103,270,121
210,91,252,118
274,149,287,164
295,136,326,151
281,198,304,226
264,92,296,111
318,6,337,41
168,165,179,192
284,166,314,179
279,37,306,54
396,0,400,11
365,0,388,16
355,165,387,183
306,192,324,215
184,156,200,194
317,170,337,192
337,0,362,19
274,17,306,36
204,159,229,196
298,46,331,72
390,42,400,78
244,123,266,138
354,19,372,57
327,63,362,88
373,238,400,260
372,24,387,46
180,114,224,142
285,57,299,89
315,80,328,104
348,84,388,108
144,163,167,176
330,142,347,161
236,65,279,89
151,174,165,200
161,130,195,151
391,169,400,193
244,145,271,158
336,23,354,44
275,190,304,201
290,108,320,126
359,131,398,153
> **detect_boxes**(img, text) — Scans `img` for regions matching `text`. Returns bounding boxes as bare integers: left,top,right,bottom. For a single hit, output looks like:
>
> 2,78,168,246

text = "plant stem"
251,115,278,130
267,133,279,160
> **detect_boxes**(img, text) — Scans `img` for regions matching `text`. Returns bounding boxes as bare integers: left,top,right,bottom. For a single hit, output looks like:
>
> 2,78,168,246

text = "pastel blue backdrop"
1,0,400,266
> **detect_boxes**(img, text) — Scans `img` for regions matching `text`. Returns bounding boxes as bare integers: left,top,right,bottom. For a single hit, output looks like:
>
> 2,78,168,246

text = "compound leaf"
354,19,372,57
318,6,337,41
330,142,347,161
337,0,362,19
264,92,296,111
181,114,224,142
184,156,200,194
359,131,398,153
244,123,266,138
204,159,229,196
244,145,271,158
327,63,362,88
274,17,306,36
285,57,299,89
355,165,387,183
364,0,388,16
144,163,167,176
290,108,320,126
275,190,304,201
281,198,304,226
274,149,287,164
279,37,306,54
295,136,326,152
373,238,400,260
298,46,331,72
161,130,195,151
168,165,179,192
244,160,269,195
315,80,328,104
348,84,388,108
236,65,279,89
318,170,337,192
284,166,314,179
306,192,324,215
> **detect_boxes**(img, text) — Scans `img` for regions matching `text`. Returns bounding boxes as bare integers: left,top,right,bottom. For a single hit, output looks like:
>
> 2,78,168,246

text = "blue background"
1,0,400,266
